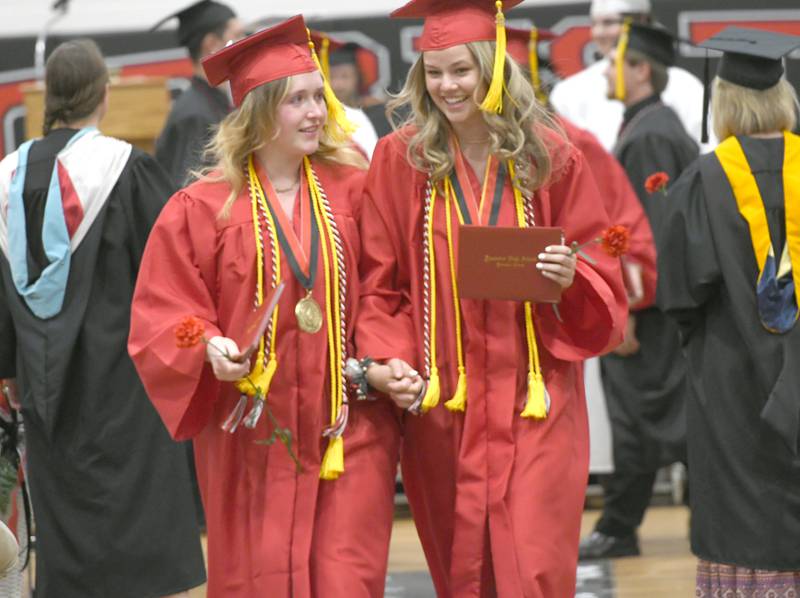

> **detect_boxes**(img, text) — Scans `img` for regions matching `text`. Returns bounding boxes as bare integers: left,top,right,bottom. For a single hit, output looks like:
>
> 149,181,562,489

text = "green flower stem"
243,378,303,473
569,240,598,265
204,339,302,472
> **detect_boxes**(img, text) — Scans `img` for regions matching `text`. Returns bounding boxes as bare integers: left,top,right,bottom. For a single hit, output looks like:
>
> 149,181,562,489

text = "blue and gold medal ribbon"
715,132,800,333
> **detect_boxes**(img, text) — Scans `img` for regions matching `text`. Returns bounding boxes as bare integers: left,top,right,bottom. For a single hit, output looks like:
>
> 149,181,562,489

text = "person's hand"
366,358,424,409
622,259,644,307
206,336,251,381
537,245,577,290
613,314,640,356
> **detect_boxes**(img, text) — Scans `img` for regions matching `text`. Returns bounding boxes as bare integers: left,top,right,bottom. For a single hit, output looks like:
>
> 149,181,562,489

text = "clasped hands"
204,337,425,411
365,358,425,410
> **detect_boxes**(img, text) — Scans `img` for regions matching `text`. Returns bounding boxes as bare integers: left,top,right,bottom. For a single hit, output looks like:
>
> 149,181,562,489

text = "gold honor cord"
615,19,632,102
420,184,441,412
304,157,347,480
241,156,348,478
715,133,800,331
509,161,548,419
443,178,467,412
233,157,281,405
420,161,549,419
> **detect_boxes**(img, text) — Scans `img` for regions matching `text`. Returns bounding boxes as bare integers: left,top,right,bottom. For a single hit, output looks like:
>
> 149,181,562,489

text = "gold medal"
295,293,323,333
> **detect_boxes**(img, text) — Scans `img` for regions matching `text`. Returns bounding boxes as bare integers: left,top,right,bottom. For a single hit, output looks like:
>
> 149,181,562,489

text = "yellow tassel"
615,19,631,101
529,28,544,103
421,367,441,413
319,435,344,480
521,371,548,420
444,367,467,412
479,1,507,115
320,36,331,81
250,356,277,397
234,358,264,396
307,30,356,143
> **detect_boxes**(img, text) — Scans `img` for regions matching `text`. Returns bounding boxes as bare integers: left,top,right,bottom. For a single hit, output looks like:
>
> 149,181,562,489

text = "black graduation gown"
601,97,698,472
155,76,230,188
656,135,800,570
0,130,206,597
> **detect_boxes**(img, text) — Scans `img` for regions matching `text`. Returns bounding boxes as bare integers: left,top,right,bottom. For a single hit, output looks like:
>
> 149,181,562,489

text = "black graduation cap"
625,22,676,67
613,21,675,101
329,42,362,68
152,0,236,49
698,26,800,91
698,26,800,143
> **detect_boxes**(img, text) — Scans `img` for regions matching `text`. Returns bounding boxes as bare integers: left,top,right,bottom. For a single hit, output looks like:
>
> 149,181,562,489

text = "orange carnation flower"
175,316,206,348
645,171,670,194
600,225,631,258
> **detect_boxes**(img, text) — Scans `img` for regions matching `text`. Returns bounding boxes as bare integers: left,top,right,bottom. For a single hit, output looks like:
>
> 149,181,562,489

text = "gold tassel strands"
479,1,508,114
307,29,356,144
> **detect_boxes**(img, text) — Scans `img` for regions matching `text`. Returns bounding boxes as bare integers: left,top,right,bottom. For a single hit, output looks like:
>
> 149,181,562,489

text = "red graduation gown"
561,117,658,309
357,129,627,598
128,159,399,598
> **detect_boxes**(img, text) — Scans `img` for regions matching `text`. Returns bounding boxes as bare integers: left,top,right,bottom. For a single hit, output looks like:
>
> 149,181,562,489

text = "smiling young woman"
128,15,400,598
355,1,628,596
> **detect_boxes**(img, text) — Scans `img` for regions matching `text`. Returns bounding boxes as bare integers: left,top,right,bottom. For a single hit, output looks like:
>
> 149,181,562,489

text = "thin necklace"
274,179,300,193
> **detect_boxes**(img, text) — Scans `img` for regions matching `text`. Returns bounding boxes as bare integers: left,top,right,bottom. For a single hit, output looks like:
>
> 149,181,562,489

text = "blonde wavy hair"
388,40,564,196
712,77,799,142
200,74,368,218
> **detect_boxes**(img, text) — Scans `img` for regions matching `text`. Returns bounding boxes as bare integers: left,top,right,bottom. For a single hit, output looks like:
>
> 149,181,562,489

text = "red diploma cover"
230,281,286,362
457,225,564,303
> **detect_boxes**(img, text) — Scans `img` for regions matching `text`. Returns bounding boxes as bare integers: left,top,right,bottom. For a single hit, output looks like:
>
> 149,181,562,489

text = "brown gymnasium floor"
187,505,695,597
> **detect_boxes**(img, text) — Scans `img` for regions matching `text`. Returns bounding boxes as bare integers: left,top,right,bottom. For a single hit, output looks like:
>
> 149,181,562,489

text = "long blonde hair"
388,41,564,196
201,74,368,218
712,77,799,142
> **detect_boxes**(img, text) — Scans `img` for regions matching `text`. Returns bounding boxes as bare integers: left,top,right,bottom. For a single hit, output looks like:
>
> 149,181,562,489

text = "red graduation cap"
391,0,523,51
202,14,317,107
391,0,525,114
505,25,556,101
308,30,346,53
308,30,346,81
505,26,556,67
202,15,355,140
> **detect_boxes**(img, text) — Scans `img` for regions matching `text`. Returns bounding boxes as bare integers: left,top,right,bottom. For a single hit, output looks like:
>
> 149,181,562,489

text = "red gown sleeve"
535,147,627,361
567,121,658,309
128,190,223,440
356,136,418,365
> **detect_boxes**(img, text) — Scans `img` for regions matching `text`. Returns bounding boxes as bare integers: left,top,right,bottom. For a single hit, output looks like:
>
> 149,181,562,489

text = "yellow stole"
715,132,800,333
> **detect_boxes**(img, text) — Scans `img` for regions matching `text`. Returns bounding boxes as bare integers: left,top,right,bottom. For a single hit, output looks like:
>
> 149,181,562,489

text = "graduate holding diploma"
356,1,628,595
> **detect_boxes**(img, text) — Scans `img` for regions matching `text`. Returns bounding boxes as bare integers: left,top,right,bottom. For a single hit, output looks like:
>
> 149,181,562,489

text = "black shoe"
578,531,640,560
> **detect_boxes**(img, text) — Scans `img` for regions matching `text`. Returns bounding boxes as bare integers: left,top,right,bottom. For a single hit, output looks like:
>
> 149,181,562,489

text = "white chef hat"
590,0,651,18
